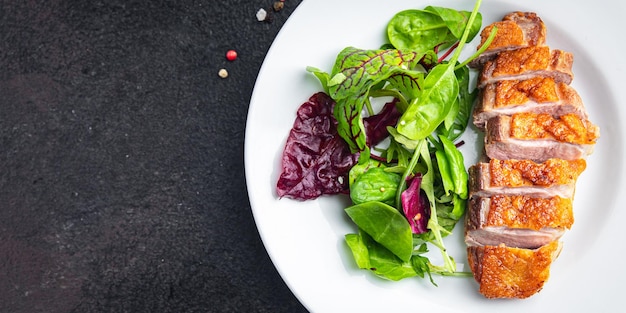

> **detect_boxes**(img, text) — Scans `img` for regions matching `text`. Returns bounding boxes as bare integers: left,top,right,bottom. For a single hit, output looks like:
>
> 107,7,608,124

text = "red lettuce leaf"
276,92,358,200
363,99,401,147
401,173,430,234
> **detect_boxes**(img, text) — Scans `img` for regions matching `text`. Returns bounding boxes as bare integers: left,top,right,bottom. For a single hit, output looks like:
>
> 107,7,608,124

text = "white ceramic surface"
245,1,626,312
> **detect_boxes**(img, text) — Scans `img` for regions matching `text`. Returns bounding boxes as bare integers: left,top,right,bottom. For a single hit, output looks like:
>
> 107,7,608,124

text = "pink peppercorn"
226,50,237,61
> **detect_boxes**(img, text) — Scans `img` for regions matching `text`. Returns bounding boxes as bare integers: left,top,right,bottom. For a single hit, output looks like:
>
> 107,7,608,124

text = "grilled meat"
467,241,562,299
466,11,597,299
467,195,573,231
465,195,573,249
478,46,573,89
485,113,599,162
465,227,564,250
474,77,586,128
470,12,546,68
468,158,586,199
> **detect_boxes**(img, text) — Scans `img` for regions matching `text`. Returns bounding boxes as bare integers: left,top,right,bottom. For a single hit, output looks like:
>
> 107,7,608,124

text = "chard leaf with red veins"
327,47,422,154
401,173,430,234
276,92,358,200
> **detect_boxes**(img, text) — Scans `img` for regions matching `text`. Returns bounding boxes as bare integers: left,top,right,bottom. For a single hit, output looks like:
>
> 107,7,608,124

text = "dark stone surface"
0,0,307,312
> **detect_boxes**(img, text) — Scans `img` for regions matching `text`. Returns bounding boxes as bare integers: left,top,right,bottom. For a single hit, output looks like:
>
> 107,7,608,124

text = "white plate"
245,0,626,312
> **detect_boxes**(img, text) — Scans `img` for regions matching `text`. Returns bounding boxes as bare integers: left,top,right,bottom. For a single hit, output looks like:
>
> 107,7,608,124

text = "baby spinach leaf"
423,6,482,42
345,233,371,269
439,134,468,199
305,66,330,94
438,65,475,141
396,63,459,141
387,10,452,52
450,193,466,220
348,159,383,187
345,201,413,262
435,150,454,196
366,242,418,281
346,230,419,281
350,167,401,205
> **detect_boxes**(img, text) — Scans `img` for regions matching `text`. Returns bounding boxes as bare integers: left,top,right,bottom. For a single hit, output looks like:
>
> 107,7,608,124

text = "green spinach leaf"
387,9,452,52
396,63,459,141
345,201,413,262
350,167,401,205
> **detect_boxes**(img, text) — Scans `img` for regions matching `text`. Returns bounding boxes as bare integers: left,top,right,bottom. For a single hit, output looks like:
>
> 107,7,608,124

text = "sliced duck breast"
468,158,586,199
469,12,546,68
465,226,564,250
466,195,574,232
478,46,573,89
484,113,599,162
467,241,562,299
465,195,573,249
473,77,587,128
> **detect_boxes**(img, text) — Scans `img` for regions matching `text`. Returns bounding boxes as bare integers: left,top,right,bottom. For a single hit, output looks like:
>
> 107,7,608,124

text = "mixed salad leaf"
277,0,497,283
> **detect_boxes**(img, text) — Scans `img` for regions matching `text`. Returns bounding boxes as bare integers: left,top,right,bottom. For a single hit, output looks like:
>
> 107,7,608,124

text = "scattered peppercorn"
218,68,228,78
256,8,268,21
226,49,237,61
273,1,284,11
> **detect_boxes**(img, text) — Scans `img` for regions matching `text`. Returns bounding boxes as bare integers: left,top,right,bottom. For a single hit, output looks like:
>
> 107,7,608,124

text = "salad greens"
287,0,498,284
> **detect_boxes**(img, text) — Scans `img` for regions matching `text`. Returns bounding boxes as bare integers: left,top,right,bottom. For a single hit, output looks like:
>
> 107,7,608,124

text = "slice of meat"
468,158,587,199
465,226,564,249
465,195,573,249
478,47,574,89
484,113,599,162
469,12,546,68
473,77,587,128
467,241,562,299
467,195,574,231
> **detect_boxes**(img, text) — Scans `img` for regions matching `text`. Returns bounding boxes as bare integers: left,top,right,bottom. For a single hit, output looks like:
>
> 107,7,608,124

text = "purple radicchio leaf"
363,99,401,147
401,173,431,234
276,92,359,200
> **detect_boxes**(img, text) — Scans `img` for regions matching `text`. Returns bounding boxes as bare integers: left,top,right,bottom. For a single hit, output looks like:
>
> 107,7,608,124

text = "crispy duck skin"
469,12,546,68
478,47,573,89
465,195,573,249
473,77,587,128
467,195,574,231
467,241,562,299
466,10,598,299
468,158,586,199
485,113,599,162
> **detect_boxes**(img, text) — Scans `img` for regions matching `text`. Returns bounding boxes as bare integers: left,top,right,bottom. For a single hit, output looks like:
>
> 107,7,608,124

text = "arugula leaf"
411,243,437,285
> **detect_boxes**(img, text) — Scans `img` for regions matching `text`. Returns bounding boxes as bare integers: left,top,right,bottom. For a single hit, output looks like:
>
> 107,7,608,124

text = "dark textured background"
0,0,308,312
